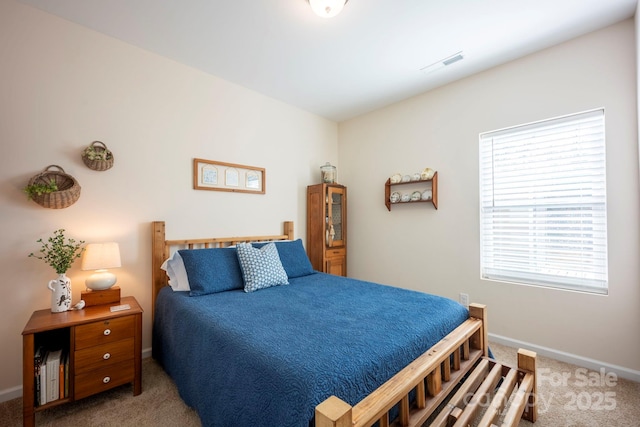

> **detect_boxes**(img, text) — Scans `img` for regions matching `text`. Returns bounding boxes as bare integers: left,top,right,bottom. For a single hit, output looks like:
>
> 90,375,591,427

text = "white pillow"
160,251,191,291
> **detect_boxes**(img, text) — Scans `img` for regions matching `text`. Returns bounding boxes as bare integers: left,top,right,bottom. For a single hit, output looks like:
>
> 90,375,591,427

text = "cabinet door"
326,186,346,248
326,255,346,277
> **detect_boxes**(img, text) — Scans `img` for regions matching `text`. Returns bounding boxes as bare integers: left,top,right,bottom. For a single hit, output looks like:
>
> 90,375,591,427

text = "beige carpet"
488,342,640,427
0,358,201,427
1,342,638,426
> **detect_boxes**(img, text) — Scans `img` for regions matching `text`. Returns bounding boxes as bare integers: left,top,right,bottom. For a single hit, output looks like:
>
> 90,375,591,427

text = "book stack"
34,347,69,406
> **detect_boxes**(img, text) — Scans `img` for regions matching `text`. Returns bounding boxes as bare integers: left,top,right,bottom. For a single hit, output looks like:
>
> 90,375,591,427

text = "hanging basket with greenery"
24,165,81,209
82,140,114,171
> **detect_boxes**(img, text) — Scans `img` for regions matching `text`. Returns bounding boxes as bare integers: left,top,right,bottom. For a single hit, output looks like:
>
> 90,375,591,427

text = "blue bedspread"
153,273,469,427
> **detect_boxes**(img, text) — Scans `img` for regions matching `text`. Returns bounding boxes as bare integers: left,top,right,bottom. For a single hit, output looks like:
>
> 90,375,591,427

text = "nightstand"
21,296,143,427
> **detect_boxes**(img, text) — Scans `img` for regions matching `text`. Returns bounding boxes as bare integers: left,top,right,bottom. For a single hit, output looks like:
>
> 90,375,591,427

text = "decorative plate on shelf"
390,191,401,203
421,168,435,180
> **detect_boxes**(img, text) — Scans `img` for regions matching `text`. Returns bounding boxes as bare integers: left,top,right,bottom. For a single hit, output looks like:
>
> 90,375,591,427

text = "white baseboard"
0,385,22,404
0,347,155,404
489,333,640,383
142,346,152,359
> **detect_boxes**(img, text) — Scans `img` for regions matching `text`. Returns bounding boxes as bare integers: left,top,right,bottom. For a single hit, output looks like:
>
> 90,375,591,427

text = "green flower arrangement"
24,178,59,200
29,229,85,274
83,144,113,161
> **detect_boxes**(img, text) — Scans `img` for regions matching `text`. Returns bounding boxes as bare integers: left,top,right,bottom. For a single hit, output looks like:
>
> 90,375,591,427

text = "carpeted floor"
1,342,638,426
488,343,640,427
0,357,201,427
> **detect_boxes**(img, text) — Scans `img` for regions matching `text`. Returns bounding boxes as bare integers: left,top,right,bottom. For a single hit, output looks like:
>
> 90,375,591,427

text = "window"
479,109,608,294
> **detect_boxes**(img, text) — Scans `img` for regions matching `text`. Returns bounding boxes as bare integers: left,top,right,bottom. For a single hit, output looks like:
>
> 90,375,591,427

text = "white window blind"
479,109,608,294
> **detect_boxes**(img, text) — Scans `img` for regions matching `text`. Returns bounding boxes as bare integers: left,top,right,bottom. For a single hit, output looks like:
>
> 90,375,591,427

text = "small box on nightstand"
81,286,121,306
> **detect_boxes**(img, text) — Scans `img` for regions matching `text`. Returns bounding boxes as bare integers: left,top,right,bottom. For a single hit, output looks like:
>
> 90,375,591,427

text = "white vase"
48,273,72,313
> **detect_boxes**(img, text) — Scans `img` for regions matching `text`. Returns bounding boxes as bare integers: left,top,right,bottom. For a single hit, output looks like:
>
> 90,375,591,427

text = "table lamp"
81,242,121,290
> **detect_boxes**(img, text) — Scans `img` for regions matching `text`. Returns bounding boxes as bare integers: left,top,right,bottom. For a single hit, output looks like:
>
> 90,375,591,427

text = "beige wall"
339,19,640,376
637,3,640,184
0,1,338,397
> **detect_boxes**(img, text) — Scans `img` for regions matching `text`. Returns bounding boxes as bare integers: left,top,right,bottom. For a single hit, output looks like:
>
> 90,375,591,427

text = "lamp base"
81,286,121,307
86,270,117,290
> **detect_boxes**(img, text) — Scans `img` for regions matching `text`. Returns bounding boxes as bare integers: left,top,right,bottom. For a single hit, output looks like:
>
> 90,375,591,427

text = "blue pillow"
179,248,244,296
252,239,315,278
236,243,289,293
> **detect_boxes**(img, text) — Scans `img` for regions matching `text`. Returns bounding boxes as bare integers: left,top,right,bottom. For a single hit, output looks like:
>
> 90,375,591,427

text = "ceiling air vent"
420,51,464,74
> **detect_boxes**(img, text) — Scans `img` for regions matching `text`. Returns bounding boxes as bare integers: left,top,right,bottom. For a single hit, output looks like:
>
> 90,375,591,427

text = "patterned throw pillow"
236,242,289,293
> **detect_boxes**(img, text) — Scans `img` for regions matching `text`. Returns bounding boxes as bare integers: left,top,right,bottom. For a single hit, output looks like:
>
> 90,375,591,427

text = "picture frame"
193,158,265,194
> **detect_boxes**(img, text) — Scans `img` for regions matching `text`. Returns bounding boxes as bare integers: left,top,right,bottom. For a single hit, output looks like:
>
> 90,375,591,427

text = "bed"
151,220,537,427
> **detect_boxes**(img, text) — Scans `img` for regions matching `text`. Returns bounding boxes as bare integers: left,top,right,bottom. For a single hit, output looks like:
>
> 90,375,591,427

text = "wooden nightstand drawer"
74,360,135,400
75,337,134,374
75,316,134,350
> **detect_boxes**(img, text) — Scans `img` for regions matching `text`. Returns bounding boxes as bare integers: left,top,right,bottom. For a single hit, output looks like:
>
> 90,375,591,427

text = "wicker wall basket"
27,165,81,209
82,141,114,171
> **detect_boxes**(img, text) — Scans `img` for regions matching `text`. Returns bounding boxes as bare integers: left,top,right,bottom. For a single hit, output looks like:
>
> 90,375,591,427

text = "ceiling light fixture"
420,51,465,74
308,0,349,18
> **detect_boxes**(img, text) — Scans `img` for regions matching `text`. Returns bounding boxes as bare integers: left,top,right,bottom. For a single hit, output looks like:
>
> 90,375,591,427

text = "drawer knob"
103,376,111,384
103,352,111,360
103,329,111,336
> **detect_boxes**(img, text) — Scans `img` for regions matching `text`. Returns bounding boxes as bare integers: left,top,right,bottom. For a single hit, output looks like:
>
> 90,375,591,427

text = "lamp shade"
81,242,121,290
309,0,347,18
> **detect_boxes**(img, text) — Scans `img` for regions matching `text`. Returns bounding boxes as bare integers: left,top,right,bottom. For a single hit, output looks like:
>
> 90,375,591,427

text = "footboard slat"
501,373,534,427
411,350,482,425
427,364,442,396
442,359,451,382
428,358,491,427
399,395,410,426
451,363,503,426
416,381,426,409
476,368,518,427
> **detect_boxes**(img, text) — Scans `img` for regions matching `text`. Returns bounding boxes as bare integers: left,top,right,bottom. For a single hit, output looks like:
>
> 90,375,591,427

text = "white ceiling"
17,0,638,122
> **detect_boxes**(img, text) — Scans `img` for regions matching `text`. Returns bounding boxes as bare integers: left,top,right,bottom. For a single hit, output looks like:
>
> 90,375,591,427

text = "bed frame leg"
517,348,537,423
316,395,352,427
468,303,488,357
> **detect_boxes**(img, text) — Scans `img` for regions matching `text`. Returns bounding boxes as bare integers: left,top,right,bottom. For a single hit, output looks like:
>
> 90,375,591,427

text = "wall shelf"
385,171,438,210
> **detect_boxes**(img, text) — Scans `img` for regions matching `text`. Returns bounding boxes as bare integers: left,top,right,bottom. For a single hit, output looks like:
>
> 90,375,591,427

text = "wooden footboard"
316,305,537,427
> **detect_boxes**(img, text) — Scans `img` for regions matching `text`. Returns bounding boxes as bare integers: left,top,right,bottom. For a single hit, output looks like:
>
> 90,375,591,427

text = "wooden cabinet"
307,183,347,276
385,171,438,210
22,296,142,427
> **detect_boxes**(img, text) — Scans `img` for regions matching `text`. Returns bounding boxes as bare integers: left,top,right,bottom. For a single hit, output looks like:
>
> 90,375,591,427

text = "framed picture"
193,158,265,194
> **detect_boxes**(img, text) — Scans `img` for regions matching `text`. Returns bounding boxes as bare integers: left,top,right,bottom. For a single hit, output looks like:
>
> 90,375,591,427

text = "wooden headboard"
151,221,294,319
